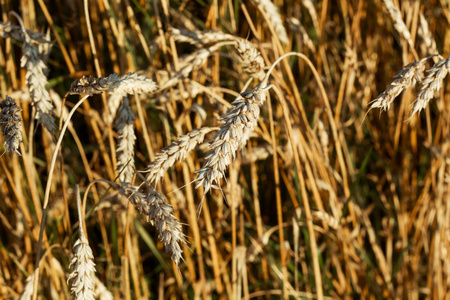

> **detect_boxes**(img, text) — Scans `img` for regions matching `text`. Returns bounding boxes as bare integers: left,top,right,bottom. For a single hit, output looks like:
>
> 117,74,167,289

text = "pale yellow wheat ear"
169,27,237,46
253,0,289,44
0,95,23,156
234,40,266,80
115,97,136,183
19,273,35,300
10,12,56,132
409,55,450,119
67,185,96,300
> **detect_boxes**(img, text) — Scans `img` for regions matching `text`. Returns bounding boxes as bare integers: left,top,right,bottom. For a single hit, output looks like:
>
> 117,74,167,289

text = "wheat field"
0,0,449,299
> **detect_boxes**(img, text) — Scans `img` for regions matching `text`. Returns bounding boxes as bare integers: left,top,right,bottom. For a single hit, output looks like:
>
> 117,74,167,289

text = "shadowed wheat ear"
10,12,56,132
235,40,266,80
409,55,450,118
118,183,186,266
367,56,432,114
115,97,136,183
67,185,96,300
141,127,218,185
0,96,23,156
0,21,50,43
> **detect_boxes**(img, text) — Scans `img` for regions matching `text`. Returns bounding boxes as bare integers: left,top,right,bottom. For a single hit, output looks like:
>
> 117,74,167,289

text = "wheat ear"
0,21,51,43
142,127,217,185
0,96,23,156
409,55,450,118
67,185,96,300
169,27,237,46
253,0,289,44
368,56,431,113
19,273,34,300
10,12,56,132
115,97,136,183
235,40,266,80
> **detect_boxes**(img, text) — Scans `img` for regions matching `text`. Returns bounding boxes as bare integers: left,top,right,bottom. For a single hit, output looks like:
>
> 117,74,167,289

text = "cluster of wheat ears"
0,0,449,299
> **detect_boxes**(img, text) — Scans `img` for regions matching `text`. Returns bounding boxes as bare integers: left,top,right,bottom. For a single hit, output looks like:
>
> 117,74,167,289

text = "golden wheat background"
0,0,449,299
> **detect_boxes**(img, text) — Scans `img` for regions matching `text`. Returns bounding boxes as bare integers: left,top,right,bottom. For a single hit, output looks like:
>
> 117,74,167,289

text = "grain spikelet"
142,127,216,184
410,55,450,118
170,27,236,46
69,72,158,96
253,0,289,44
0,96,23,156
195,86,267,194
115,97,136,183
382,0,414,50
368,56,430,113
119,184,186,266
235,40,266,80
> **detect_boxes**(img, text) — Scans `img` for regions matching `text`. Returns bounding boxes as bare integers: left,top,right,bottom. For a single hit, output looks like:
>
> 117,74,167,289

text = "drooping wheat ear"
253,0,289,44
409,55,450,118
169,27,237,46
142,127,217,185
417,13,438,57
67,186,96,300
115,97,136,183
10,13,56,132
119,183,186,266
235,40,266,80
0,96,23,156
160,43,225,90
368,56,431,113
19,273,34,300
69,72,158,96
382,0,415,53
0,21,50,43
195,86,269,194
287,17,316,53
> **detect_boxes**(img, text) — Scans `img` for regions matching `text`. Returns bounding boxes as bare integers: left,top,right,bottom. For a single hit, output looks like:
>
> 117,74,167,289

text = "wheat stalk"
67,185,96,300
115,97,136,183
0,95,23,156
69,72,158,96
410,55,450,118
119,183,186,266
142,127,217,185
368,56,431,113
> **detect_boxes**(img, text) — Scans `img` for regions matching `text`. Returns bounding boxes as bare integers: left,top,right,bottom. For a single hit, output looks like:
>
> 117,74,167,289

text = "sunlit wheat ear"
382,0,414,50
253,0,289,44
68,72,158,96
409,55,450,118
194,86,269,195
10,12,56,132
67,186,96,300
368,56,431,113
141,127,217,185
235,40,266,80
19,273,34,300
0,96,23,156
115,97,136,183
93,275,113,300
169,27,236,46
119,183,186,266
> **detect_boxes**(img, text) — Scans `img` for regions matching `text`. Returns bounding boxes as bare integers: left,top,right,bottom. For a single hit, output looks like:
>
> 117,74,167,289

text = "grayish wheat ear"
115,97,136,183
409,55,450,118
0,96,23,156
119,183,186,266
142,127,217,185
67,185,96,300
0,21,51,43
